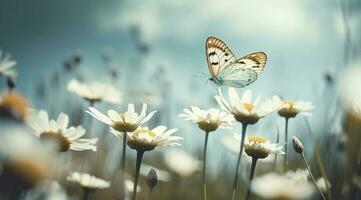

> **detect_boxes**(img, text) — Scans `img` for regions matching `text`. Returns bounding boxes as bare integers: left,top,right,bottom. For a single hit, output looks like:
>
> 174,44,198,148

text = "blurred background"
1,0,361,199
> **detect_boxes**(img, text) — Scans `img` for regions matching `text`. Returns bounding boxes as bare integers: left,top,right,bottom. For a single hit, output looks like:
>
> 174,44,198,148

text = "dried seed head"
292,136,304,154
147,168,158,189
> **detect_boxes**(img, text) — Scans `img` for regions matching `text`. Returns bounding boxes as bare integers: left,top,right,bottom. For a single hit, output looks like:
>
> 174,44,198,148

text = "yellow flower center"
248,135,267,143
39,131,70,152
243,103,254,112
283,100,294,108
133,128,157,138
0,92,29,120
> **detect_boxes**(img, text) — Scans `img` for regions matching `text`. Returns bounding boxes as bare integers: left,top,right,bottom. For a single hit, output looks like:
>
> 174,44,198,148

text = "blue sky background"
0,0,352,164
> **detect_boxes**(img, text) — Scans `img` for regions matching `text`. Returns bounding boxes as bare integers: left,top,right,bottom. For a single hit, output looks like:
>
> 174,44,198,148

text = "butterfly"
206,36,267,88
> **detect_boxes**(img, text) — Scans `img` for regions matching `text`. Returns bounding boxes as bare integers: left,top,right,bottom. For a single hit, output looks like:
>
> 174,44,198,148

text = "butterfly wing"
218,52,267,88
205,36,236,79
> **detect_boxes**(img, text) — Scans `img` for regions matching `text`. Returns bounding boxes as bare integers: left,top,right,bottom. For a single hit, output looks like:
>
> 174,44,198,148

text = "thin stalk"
231,123,248,200
284,118,289,171
272,126,280,171
304,118,332,200
82,189,90,200
148,188,153,200
132,150,145,200
202,131,210,200
301,152,327,200
122,132,128,171
245,158,258,200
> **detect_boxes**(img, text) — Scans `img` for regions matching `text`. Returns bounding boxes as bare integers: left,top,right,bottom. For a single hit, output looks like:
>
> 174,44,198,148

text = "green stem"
272,127,280,171
82,189,90,200
148,188,153,200
231,123,248,200
202,131,210,200
122,132,128,171
284,118,289,171
132,150,144,200
245,158,258,200
302,152,327,200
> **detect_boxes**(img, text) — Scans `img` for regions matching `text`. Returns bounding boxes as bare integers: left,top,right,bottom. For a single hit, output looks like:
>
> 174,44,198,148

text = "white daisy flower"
277,99,314,118
67,172,110,190
124,179,141,193
86,103,156,134
251,172,315,200
222,134,275,163
0,50,17,78
215,87,281,124
244,135,284,159
67,79,121,104
163,149,201,177
127,126,182,152
316,177,331,192
26,110,97,152
285,168,309,183
179,105,234,133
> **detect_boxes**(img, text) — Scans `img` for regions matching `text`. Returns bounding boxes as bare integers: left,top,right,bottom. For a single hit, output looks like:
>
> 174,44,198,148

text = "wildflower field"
0,0,360,200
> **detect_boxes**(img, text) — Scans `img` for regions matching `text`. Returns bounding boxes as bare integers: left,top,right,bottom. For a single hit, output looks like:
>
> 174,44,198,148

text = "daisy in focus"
67,79,121,104
277,99,314,119
67,172,110,190
87,103,156,135
0,50,17,78
179,105,234,133
244,135,284,159
251,172,314,200
127,126,182,152
27,110,98,152
215,87,281,125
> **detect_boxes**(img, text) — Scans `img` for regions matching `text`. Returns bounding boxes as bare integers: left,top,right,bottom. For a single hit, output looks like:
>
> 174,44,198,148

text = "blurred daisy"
127,126,182,152
0,91,29,121
340,67,361,116
140,163,171,182
244,135,284,159
0,132,58,195
67,172,110,190
215,87,281,125
285,168,309,182
277,99,314,118
67,79,121,104
179,105,234,133
316,177,331,192
251,172,314,200
0,50,17,78
27,110,97,152
163,149,201,177
87,103,156,134
125,179,141,193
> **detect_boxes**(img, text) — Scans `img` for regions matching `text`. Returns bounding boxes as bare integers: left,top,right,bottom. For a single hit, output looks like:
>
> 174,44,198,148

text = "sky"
0,0,350,142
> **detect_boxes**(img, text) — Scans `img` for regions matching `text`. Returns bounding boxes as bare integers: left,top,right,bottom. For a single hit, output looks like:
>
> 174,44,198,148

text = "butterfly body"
205,36,267,88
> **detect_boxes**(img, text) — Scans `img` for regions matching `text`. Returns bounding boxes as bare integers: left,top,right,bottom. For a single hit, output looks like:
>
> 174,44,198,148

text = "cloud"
98,0,321,42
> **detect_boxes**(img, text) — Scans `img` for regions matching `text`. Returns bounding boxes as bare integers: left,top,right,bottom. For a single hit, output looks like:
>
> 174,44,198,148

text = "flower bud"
147,168,157,189
292,136,304,154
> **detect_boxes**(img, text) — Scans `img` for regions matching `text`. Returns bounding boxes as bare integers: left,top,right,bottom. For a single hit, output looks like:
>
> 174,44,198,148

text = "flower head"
27,110,97,152
292,136,304,154
251,172,314,200
67,79,121,104
277,99,314,118
127,126,182,151
179,105,234,132
67,172,110,190
87,103,156,135
244,135,284,159
0,50,17,78
0,92,29,121
215,88,281,124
